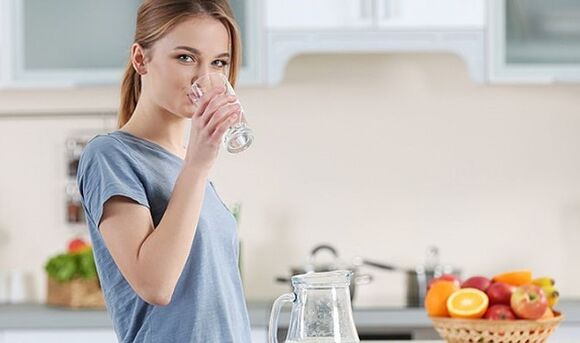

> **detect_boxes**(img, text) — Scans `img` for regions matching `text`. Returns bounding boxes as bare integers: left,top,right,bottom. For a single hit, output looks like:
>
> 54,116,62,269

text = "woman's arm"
99,166,207,306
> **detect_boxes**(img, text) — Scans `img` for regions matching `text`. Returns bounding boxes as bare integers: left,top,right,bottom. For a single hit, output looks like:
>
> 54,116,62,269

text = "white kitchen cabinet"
230,0,263,85
2,329,117,343
488,0,580,83
0,0,261,88
264,0,486,85
266,0,373,30
0,0,141,88
375,0,484,29
266,0,484,30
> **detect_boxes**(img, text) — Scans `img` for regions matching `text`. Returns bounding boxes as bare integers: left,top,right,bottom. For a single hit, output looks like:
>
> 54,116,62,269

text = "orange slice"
425,280,460,317
446,288,489,319
492,270,533,286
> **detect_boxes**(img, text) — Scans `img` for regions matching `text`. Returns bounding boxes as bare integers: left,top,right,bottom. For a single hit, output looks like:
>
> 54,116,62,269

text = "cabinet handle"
360,0,373,19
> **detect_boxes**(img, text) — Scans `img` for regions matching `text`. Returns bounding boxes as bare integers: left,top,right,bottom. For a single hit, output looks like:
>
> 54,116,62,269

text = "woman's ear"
131,43,148,75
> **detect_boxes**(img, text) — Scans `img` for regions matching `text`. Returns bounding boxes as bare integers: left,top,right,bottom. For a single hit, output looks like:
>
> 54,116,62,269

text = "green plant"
44,248,98,283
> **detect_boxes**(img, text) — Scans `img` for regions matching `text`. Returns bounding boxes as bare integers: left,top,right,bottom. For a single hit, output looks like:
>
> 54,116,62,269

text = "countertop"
0,299,579,330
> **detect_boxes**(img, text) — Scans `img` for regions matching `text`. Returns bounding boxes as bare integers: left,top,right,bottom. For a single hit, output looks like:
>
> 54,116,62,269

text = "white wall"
0,53,579,305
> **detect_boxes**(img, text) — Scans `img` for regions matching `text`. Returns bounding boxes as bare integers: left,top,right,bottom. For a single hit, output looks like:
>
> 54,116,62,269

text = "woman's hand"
185,87,241,171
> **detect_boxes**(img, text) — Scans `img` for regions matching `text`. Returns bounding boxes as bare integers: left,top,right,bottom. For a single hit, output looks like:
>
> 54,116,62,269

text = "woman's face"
138,16,231,118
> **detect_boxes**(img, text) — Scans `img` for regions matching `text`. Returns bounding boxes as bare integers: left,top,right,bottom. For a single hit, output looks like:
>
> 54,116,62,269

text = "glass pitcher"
268,270,360,343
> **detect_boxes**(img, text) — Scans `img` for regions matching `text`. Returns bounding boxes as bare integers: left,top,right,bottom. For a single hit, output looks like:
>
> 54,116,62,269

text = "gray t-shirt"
77,130,251,343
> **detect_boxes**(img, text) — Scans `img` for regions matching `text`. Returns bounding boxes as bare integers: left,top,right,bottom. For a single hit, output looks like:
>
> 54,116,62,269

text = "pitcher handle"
268,292,296,343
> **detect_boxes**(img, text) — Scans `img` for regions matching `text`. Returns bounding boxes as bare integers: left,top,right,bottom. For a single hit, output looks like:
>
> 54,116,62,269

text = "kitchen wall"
1,53,579,304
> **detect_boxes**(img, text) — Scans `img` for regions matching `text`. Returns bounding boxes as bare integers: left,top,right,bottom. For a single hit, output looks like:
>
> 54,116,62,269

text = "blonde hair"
118,0,241,128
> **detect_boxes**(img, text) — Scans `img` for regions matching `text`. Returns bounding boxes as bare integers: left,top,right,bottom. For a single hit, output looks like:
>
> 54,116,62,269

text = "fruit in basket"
425,280,460,317
68,238,90,254
532,277,559,308
427,274,461,290
483,304,517,320
486,282,515,306
492,269,532,286
461,276,491,292
446,288,489,319
510,284,548,320
532,277,555,288
541,285,560,308
541,307,555,319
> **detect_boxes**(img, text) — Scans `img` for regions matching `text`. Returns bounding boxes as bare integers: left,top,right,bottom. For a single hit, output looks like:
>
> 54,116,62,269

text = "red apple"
510,284,548,320
427,274,461,290
461,276,492,292
483,304,517,320
486,282,515,306
68,238,89,254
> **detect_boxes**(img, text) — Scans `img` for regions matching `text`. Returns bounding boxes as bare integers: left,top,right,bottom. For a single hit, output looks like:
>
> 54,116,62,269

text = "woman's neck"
120,98,188,159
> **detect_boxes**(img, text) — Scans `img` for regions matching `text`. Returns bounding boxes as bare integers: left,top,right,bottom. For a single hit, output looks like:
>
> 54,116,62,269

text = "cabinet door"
6,0,141,87
489,0,580,83
266,0,374,30
3,330,117,343
231,0,263,85
375,0,484,29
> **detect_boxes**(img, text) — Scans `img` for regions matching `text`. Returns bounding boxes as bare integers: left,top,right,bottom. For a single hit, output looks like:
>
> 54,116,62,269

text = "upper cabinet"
0,0,261,88
264,0,486,84
266,0,374,30
2,0,578,89
0,0,141,88
266,0,484,30
488,0,580,83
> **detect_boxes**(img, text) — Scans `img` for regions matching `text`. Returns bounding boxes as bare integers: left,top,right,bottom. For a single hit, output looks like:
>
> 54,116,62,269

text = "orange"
446,288,489,319
492,270,533,286
541,307,555,319
424,280,460,317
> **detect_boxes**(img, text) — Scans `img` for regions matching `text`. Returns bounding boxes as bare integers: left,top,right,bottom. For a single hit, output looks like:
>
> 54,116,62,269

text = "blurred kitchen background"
1,0,580,341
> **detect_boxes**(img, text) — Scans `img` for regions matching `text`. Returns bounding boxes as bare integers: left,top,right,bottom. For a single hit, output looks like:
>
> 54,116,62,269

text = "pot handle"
309,244,339,267
275,276,290,283
268,292,296,343
357,258,399,271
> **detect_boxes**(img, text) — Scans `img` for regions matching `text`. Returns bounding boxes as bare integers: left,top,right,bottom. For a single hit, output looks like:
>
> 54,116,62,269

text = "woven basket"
46,277,106,309
430,312,564,343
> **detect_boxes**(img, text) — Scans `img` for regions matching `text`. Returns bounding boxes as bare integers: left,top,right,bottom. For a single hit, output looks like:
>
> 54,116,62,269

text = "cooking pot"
275,244,374,301
355,246,462,307
276,244,461,307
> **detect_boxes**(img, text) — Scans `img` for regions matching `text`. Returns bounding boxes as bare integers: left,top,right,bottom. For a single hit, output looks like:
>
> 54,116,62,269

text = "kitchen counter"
0,299,579,330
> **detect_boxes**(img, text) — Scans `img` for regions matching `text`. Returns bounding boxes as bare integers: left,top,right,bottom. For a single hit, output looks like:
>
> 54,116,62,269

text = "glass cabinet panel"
505,0,580,64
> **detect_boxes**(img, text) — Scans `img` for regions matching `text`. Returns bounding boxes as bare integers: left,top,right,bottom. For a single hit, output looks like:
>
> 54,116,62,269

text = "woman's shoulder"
80,131,133,163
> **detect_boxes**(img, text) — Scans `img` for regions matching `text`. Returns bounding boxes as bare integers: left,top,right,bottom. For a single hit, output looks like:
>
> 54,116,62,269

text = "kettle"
268,270,360,343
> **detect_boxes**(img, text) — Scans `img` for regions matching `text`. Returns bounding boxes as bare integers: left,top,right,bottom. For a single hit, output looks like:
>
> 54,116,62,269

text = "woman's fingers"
211,111,239,141
191,86,226,118
200,94,237,125
206,102,240,132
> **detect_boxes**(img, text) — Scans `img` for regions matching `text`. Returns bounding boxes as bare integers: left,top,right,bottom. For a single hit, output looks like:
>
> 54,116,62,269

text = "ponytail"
118,60,142,128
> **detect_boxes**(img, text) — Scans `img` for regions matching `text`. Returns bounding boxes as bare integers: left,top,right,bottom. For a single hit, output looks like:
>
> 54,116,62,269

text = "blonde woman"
77,0,250,341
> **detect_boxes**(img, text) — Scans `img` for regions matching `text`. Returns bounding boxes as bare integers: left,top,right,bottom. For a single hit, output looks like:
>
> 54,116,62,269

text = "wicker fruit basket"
430,312,564,343
47,277,106,309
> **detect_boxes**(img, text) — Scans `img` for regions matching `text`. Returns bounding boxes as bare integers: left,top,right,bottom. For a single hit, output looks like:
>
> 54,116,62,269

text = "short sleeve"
77,135,150,228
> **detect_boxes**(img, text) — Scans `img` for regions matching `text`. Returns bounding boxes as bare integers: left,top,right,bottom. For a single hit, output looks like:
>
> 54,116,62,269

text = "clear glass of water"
189,72,254,154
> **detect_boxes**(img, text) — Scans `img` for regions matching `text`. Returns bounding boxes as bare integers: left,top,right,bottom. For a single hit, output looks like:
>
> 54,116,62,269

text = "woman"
76,0,251,342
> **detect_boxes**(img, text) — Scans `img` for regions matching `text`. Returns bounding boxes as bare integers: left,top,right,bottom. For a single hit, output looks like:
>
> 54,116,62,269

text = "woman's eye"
178,55,194,63
213,60,229,68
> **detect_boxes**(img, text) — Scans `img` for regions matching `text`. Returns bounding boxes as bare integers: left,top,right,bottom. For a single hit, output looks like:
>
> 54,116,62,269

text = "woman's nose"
192,67,211,83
